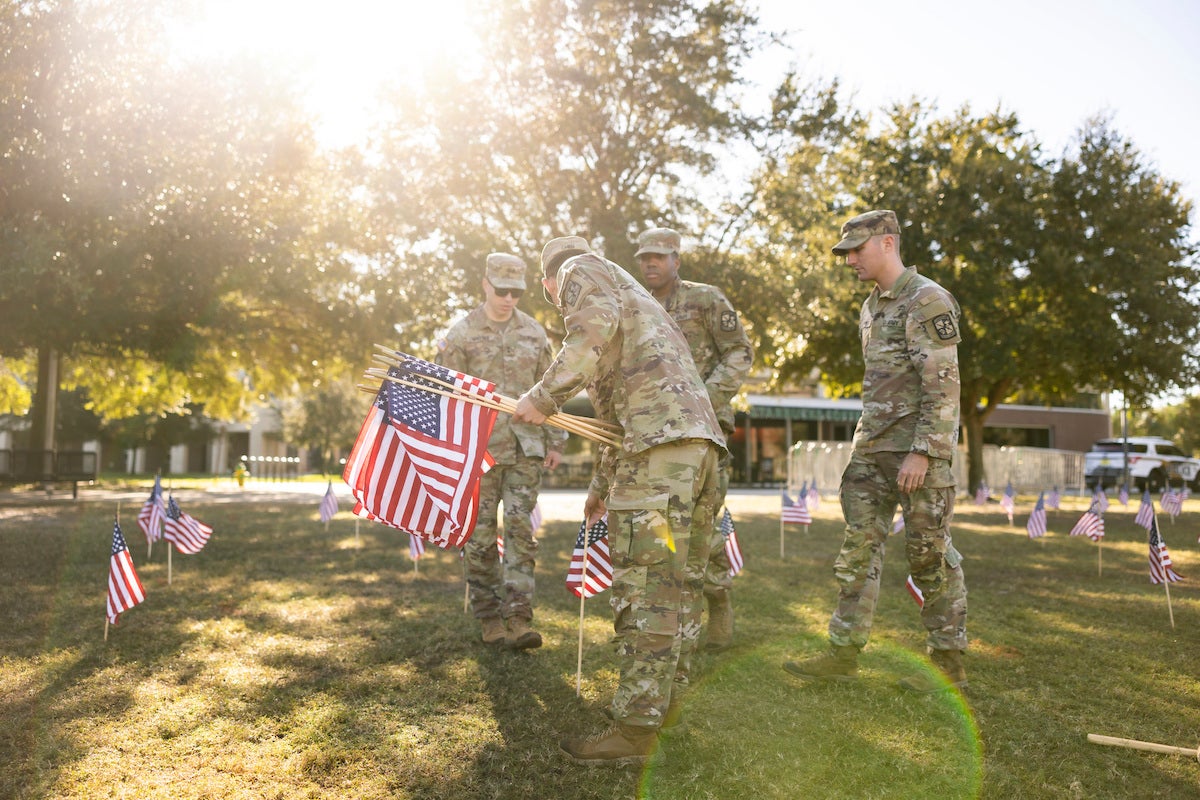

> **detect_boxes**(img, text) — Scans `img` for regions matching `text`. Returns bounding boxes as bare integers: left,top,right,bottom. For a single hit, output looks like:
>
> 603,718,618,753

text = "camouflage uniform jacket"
854,267,961,462
438,306,567,464
656,277,754,434
525,253,725,491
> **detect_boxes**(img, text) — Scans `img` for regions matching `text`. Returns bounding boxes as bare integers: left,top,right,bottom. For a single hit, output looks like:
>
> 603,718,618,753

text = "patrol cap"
540,236,590,277
831,210,900,255
485,253,527,290
634,227,681,257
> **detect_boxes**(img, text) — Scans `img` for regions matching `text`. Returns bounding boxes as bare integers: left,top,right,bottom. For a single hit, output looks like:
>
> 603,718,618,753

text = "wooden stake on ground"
576,539,591,698
1165,581,1176,629
168,545,172,585
1088,733,1199,761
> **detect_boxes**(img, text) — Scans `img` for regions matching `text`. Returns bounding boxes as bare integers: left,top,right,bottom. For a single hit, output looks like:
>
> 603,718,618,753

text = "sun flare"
167,0,473,146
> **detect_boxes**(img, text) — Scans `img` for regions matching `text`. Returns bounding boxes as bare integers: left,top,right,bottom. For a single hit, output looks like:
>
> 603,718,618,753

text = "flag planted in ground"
107,520,146,625
530,502,543,533
136,474,165,545
163,495,213,554
807,479,820,511
344,353,498,546
1069,501,1104,541
1161,489,1183,519
319,481,339,523
566,517,612,598
974,483,989,506
1001,482,1016,523
408,532,425,561
1118,484,1130,506
1093,484,1109,514
1135,490,1154,530
781,491,812,525
1148,515,1183,585
1047,486,1061,510
720,507,743,577
1026,492,1047,539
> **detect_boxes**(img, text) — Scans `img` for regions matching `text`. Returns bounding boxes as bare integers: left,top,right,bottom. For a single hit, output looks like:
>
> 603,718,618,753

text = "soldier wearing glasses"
437,253,566,650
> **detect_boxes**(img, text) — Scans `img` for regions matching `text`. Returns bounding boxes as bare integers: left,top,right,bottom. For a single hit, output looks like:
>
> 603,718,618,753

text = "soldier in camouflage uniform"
513,236,725,766
635,227,753,652
782,210,969,694
437,253,566,650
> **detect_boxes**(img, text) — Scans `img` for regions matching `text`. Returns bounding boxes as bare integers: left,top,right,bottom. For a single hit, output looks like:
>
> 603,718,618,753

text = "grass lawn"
2,487,1198,799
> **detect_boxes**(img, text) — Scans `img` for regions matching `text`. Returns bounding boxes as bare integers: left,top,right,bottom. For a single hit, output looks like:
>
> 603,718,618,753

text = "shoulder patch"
931,313,958,341
562,278,582,308
720,310,738,331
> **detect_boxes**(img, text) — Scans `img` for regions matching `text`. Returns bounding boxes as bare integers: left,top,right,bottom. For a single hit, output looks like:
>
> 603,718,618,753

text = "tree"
749,101,1200,491
363,0,766,353
278,374,365,475
0,1,370,448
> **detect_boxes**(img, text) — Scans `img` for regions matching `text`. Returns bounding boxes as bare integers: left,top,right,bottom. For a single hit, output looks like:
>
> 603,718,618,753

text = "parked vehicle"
1083,436,1200,493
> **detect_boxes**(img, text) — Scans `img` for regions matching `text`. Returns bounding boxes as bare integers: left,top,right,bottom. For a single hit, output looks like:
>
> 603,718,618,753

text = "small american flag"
720,507,743,577
136,474,165,545
905,575,924,608
974,483,989,506
1118,484,1130,507
1148,515,1182,585
781,491,812,525
163,495,213,554
1093,484,1109,514
807,479,820,511
107,520,146,625
1134,490,1155,530
1161,489,1183,519
891,512,904,535
529,502,544,533
319,481,339,523
1047,486,1061,510
1000,482,1015,524
408,532,425,561
1026,492,1047,539
1069,501,1104,541
566,517,612,598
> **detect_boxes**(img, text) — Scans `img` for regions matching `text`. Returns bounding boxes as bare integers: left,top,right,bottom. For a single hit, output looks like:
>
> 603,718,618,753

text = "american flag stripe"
567,518,613,598
107,522,146,624
905,574,925,608
720,507,744,576
1149,516,1183,584
164,512,212,554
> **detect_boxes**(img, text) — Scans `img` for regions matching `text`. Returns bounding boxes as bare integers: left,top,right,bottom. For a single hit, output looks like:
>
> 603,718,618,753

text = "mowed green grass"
2,491,1199,799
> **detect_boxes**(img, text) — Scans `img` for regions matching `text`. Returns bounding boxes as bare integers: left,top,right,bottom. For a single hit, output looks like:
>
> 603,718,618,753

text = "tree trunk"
963,406,987,496
27,346,59,482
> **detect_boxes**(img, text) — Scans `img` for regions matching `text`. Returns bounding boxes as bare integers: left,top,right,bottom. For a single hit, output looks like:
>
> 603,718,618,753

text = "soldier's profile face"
637,252,679,292
844,236,886,283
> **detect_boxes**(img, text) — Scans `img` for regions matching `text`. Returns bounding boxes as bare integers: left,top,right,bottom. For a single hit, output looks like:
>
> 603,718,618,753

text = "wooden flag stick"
1088,733,1199,760
1165,581,1176,629
779,517,785,560
370,346,625,435
361,371,622,448
1098,540,1102,577
576,536,591,697
365,364,624,444
104,618,109,641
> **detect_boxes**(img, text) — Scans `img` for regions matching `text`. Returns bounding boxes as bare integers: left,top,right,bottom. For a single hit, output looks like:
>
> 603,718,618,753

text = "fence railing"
788,441,1087,495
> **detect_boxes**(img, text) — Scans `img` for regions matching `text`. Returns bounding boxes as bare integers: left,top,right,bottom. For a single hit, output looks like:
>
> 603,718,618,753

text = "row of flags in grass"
107,478,215,629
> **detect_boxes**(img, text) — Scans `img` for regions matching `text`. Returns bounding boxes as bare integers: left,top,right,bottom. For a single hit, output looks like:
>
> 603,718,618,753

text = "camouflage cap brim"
831,230,872,255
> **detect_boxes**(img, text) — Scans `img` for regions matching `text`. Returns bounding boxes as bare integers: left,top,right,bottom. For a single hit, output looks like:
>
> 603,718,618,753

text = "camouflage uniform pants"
608,439,719,729
829,450,968,652
703,446,734,596
465,457,543,621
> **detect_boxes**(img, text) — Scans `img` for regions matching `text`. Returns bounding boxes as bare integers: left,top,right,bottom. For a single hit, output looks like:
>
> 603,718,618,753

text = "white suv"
1084,436,1200,492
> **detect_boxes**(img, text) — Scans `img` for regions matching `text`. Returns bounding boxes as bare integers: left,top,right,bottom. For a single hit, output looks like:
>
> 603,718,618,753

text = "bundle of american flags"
566,517,612,598
344,353,499,548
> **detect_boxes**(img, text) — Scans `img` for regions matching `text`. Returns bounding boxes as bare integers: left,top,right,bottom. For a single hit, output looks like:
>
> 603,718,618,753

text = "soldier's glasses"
495,288,524,298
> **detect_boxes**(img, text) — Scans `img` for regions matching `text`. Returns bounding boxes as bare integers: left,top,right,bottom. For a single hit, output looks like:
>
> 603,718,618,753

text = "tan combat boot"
782,644,859,682
505,617,543,650
480,617,506,646
899,648,968,694
559,724,662,766
704,590,734,652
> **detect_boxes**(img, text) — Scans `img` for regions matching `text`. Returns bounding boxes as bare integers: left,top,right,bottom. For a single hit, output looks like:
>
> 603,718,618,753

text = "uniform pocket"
607,485,671,566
